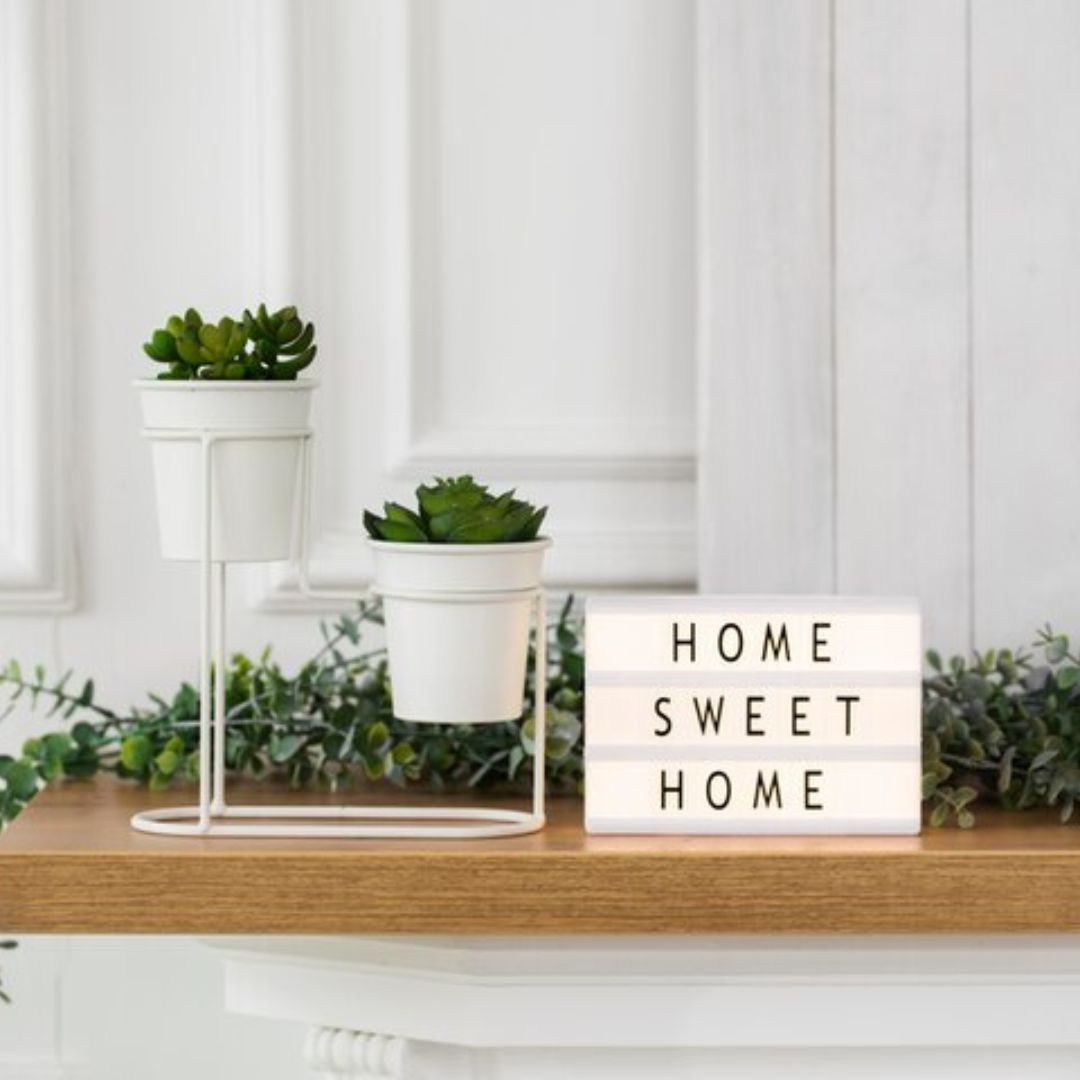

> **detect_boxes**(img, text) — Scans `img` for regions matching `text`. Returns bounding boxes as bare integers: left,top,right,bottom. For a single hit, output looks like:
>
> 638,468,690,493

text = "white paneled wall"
0,0,1074,719
700,0,1080,654
971,0,1080,645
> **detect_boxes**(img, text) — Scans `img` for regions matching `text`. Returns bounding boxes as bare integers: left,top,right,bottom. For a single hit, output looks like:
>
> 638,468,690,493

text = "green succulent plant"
242,303,318,379
142,304,316,381
364,476,547,544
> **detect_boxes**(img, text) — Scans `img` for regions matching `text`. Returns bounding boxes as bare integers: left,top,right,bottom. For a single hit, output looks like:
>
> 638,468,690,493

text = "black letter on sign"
706,770,732,810
761,622,791,662
660,768,684,811
672,622,696,663
805,769,823,810
693,696,725,735
746,695,765,737
653,696,673,738
812,621,832,663
837,694,860,736
791,695,810,737
753,769,782,809
717,623,744,662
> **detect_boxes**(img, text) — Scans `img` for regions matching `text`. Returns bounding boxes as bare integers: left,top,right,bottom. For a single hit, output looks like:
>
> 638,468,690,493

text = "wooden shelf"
3,777,1080,934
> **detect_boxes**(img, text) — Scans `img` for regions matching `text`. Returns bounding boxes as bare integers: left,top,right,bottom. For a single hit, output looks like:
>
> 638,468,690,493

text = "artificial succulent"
364,476,547,544
142,304,316,381
242,304,317,379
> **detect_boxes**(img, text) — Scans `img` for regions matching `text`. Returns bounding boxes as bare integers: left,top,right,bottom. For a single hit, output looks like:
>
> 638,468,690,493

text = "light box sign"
584,596,922,835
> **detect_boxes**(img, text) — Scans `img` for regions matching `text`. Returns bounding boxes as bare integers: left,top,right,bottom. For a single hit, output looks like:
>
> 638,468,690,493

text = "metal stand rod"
212,560,226,814
197,434,212,833
131,425,548,840
533,588,546,825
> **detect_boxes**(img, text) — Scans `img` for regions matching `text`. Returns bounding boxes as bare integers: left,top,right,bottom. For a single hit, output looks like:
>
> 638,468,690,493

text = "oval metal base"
130,804,545,839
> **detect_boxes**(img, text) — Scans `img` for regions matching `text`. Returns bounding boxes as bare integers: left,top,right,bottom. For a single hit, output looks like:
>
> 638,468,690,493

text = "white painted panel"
409,0,695,462
60,938,301,1080
0,0,74,610
834,0,971,654
256,0,699,603
698,0,834,594
972,0,1080,644
0,939,67,1071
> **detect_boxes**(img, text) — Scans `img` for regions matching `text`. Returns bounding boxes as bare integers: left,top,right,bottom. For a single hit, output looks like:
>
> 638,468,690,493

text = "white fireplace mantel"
213,935,1080,1079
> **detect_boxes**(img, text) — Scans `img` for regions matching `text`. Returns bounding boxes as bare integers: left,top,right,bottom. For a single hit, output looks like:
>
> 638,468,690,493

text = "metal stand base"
129,805,543,839
131,427,547,840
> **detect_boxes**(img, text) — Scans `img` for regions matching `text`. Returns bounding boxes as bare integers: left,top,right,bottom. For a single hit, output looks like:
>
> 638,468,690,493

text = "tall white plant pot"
368,539,552,723
135,380,316,561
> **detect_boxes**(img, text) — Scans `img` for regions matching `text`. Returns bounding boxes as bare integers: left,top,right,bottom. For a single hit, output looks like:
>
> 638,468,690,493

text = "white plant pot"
369,538,552,723
135,379,316,562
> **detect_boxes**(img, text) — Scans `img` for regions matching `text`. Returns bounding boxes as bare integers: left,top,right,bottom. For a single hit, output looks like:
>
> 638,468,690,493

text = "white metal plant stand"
131,426,546,839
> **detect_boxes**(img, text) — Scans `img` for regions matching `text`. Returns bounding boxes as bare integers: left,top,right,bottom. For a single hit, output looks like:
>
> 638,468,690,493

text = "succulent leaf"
142,304,316,381
365,476,547,545
279,322,314,355
175,337,203,366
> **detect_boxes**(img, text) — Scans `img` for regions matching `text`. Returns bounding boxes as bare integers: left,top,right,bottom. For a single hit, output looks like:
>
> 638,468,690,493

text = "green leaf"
154,748,180,776
1045,634,1069,664
391,743,416,766
366,722,390,753
119,734,153,773
1031,748,1059,771
2,759,41,800
269,733,306,764
953,785,978,809
71,721,97,748
1057,666,1080,690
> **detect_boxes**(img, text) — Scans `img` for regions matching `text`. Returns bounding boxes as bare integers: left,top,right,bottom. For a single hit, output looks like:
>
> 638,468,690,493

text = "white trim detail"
0,0,75,611
303,1027,409,1078
219,935,1080,1051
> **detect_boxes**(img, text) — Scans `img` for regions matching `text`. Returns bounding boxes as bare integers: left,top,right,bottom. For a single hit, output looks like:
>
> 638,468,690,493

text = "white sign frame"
584,596,922,836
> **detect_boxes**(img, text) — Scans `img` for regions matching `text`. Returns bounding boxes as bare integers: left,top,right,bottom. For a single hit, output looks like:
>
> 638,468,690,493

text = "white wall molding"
387,429,696,484
220,935,1080,1055
247,0,698,611
0,0,76,611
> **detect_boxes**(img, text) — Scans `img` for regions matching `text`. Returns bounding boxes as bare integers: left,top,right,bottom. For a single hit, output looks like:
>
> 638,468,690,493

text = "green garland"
1,600,1079,832
922,628,1080,825
0,597,584,829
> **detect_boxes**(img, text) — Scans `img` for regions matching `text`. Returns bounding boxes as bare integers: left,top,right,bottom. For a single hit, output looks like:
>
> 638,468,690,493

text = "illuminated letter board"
584,596,922,835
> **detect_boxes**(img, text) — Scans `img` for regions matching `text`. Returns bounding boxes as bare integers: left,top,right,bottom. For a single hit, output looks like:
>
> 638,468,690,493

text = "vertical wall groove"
828,0,839,594
964,0,977,652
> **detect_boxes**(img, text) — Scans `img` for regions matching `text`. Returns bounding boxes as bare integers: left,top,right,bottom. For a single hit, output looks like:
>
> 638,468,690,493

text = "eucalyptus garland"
0,597,584,829
922,628,1080,826
1,600,1079,831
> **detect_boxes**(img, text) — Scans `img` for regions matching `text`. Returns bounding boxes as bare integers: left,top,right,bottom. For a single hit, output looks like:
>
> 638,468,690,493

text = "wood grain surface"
3,778,1080,934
